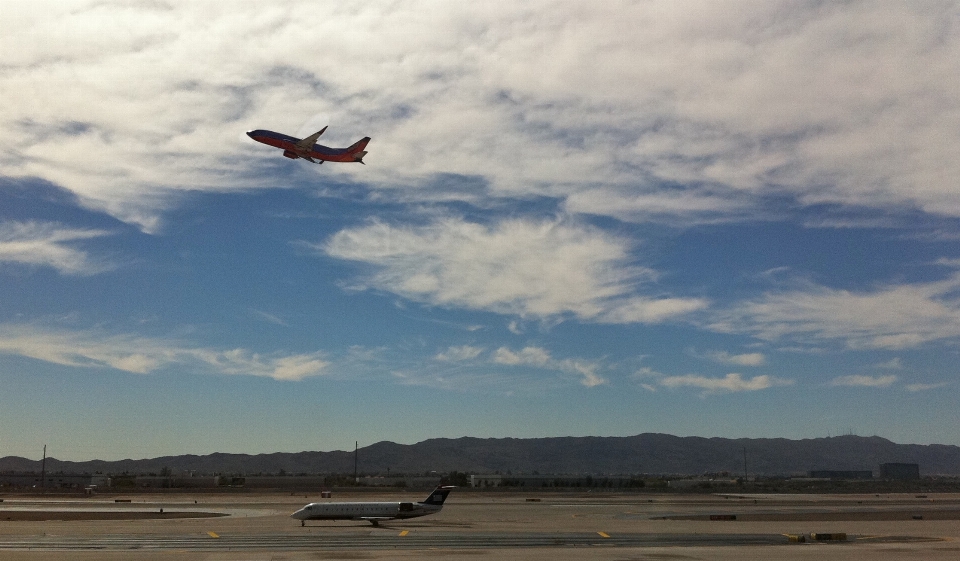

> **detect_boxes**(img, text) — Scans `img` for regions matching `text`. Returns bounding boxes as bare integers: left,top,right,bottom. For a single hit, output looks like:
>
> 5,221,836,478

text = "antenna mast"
40,445,47,492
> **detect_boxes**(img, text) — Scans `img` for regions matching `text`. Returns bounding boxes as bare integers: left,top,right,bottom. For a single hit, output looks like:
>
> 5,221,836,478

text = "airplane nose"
245,131,255,138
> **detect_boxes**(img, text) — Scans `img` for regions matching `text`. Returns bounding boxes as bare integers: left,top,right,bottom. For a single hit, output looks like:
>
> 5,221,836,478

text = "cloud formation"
710,271,960,350
2,2,959,228
660,372,793,395
905,382,949,392
0,221,113,275
338,343,606,391
494,345,605,387
434,345,483,362
706,350,766,367
830,374,897,388
0,324,328,381
321,217,705,323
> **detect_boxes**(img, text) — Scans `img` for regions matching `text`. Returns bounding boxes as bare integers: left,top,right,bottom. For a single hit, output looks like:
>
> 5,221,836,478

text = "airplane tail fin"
347,137,371,163
420,486,454,506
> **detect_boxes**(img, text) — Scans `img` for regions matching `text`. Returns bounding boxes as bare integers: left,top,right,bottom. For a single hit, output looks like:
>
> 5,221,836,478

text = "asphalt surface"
1,491,959,560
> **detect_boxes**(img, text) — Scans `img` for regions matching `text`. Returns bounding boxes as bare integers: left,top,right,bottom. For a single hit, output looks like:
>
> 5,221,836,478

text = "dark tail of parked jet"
421,486,454,506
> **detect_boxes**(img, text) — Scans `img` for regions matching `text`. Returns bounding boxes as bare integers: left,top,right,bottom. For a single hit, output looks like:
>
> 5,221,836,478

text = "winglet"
296,126,328,149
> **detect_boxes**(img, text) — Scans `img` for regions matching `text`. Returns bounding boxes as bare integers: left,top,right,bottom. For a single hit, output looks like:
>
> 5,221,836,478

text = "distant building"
879,463,920,480
807,470,873,480
0,473,93,489
357,476,440,489
470,474,645,488
90,475,111,488
666,478,738,489
134,475,220,488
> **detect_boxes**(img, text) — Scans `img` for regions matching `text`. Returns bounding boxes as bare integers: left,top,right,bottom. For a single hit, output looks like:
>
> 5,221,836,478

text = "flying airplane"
291,485,454,527
246,126,370,164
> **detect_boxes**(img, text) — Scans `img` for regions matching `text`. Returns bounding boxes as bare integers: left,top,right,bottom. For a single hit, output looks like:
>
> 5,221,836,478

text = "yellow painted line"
399,530,409,536
597,531,610,538
207,531,219,539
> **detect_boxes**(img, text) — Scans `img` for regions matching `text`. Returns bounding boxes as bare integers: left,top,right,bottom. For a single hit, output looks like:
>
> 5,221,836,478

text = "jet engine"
282,150,299,159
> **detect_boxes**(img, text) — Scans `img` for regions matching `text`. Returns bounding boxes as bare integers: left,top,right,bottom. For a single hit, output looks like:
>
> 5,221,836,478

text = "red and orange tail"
347,137,371,153
348,137,370,163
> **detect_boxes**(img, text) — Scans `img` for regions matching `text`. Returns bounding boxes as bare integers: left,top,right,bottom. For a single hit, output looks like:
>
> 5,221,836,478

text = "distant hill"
2,434,959,476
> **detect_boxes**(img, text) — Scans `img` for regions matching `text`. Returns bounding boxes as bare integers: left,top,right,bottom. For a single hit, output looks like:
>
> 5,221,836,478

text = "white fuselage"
291,500,439,522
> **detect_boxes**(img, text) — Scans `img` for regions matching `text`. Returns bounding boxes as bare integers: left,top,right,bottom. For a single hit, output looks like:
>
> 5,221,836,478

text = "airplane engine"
282,149,299,159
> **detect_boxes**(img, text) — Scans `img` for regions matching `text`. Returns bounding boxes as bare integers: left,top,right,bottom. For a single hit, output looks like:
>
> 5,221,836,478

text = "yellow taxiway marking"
597,531,610,538
399,530,409,536
207,531,219,539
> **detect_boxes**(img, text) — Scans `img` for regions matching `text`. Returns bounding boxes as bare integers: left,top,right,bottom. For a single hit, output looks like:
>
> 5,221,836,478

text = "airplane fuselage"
246,129,370,163
291,500,439,522
291,485,453,526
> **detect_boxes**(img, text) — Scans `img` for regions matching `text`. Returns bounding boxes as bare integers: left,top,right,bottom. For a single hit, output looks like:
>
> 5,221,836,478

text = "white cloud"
0,221,113,275
321,217,704,323
250,309,288,326
660,372,793,394
596,296,709,324
905,382,949,392
434,345,483,362
0,324,328,381
706,350,766,367
875,357,903,370
636,365,786,394
710,271,960,350
494,345,606,387
633,366,663,379
339,343,605,390
2,2,959,228
565,189,752,224
494,346,551,367
830,374,897,388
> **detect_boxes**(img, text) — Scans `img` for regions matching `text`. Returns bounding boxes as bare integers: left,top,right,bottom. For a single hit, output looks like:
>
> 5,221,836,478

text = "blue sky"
2,1,960,461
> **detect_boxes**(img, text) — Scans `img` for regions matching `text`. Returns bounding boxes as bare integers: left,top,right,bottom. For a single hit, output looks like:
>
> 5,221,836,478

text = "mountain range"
2,434,958,476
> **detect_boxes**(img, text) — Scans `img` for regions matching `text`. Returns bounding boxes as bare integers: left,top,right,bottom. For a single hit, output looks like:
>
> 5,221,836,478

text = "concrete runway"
2,490,960,560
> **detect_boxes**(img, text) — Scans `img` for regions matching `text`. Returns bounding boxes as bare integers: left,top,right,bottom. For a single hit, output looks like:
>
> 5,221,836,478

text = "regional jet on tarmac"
291,486,454,527
246,126,370,164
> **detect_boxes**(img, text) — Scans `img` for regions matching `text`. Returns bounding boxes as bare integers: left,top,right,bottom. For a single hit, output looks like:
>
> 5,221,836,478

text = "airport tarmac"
1,490,959,560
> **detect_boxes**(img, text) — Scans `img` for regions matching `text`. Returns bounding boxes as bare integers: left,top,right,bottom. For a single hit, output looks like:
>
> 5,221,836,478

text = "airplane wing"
296,126,328,149
358,516,394,526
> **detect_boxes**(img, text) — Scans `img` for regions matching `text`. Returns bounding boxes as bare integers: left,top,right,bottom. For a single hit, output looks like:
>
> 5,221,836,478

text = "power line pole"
354,441,358,484
40,445,47,492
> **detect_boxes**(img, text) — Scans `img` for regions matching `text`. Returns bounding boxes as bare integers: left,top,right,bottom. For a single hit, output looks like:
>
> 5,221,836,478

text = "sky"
2,0,960,462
